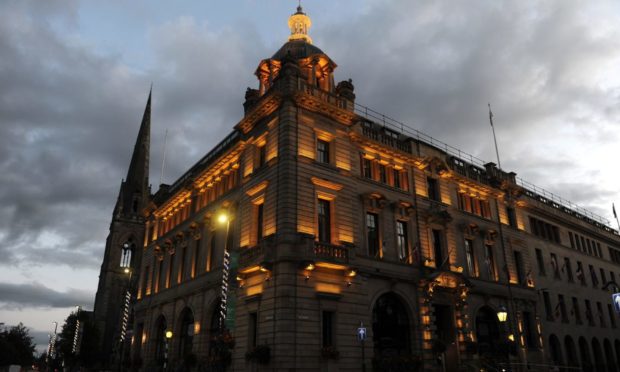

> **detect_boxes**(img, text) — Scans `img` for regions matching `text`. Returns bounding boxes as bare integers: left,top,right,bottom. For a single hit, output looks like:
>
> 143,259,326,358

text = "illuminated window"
317,199,331,243
362,157,372,179
317,140,330,164
396,221,408,262
367,213,380,257
464,239,477,277
393,169,401,189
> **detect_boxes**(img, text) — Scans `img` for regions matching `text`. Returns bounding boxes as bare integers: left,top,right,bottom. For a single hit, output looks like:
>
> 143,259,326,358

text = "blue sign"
613,293,620,314
357,326,367,341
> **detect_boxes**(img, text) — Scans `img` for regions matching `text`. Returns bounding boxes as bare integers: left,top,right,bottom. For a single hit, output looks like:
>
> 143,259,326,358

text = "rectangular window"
529,217,561,244
590,265,599,287
322,311,334,348
256,203,264,242
362,158,372,179
550,253,560,279
317,139,330,164
572,297,582,324
514,251,525,285
393,169,401,189
465,239,477,277
577,261,585,285
249,312,258,348
166,252,175,289
585,300,594,325
564,258,573,282
569,232,575,249
507,207,517,228
586,239,593,255
378,164,387,183
600,268,607,287
427,177,439,201
484,244,497,281
522,311,536,349
432,229,444,268
192,238,200,279
608,304,617,328
206,234,216,272
178,246,186,284
396,221,408,262
535,249,545,276
141,265,150,298
543,291,553,320
558,294,568,323
258,144,266,167
597,302,606,327
317,199,331,243
367,213,380,257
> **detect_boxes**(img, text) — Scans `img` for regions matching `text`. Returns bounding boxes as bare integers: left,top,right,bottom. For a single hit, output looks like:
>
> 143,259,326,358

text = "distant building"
94,6,620,371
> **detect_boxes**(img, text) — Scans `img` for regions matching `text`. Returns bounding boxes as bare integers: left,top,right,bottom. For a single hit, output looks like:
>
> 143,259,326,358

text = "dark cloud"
0,282,92,310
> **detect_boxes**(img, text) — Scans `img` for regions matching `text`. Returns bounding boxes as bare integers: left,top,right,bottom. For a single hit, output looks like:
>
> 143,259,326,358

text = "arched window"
604,339,615,372
548,334,563,366
579,337,592,372
372,292,411,358
154,316,167,366
178,308,195,358
120,239,135,268
564,336,578,367
593,338,605,371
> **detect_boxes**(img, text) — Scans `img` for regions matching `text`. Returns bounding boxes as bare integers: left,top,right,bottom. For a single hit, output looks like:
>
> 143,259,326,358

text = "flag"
614,203,617,219
488,103,494,127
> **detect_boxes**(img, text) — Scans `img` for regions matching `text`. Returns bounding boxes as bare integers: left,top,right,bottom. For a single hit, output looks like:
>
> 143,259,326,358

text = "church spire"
120,89,151,216
288,3,312,44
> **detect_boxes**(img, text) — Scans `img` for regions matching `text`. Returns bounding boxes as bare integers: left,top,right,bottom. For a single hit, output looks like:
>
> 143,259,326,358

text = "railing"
353,101,614,230
313,242,349,264
298,79,348,110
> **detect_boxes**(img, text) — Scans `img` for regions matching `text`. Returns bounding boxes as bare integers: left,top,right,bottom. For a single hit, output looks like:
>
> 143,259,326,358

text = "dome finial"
288,2,312,44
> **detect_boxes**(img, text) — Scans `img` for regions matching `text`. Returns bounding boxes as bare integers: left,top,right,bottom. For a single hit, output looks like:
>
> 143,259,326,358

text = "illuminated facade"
96,6,620,371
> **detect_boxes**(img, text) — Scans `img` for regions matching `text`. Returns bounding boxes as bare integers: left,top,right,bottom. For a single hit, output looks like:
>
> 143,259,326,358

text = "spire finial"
288,2,312,43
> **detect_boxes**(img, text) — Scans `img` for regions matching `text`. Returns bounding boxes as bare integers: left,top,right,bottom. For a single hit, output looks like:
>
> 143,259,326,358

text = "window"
249,313,258,348
535,249,545,276
585,300,594,325
166,252,175,289
378,164,387,183
178,246,186,284
258,144,266,167
610,247,620,264
317,139,330,164
367,213,380,257
550,253,560,279
590,265,599,287
572,297,582,324
362,158,372,179
155,258,163,294
393,169,401,189
427,177,439,201
514,251,525,285
432,229,445,268
317,199,331,243
522,311,537,349
558,295,568,323
484,244,497,281
576,261,585,285
564,258,573,282
608,304,617,328
507,207,517,228
192,238,200,279
597,302,606,327
141,266,150,298
599,268,607,287
464,239,477,277
543,291,553,320
256,203,264,242
206,234,216,272
322,311,334,348
396,221,408,262
458,193,491,219
569,232,575,249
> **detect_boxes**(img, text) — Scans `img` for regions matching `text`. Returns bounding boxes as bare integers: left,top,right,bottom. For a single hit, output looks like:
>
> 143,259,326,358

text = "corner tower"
93,90,152,366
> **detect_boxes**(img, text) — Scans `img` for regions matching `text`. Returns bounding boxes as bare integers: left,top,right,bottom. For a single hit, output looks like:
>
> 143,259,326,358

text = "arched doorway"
154,316,167,367
564,336,578,367
615,340,620,372
603,339,615,372
372,293,413,370
593,338,605,371
579,337,593,372
475,306,503,358
549,334,563,366
178,308,195,359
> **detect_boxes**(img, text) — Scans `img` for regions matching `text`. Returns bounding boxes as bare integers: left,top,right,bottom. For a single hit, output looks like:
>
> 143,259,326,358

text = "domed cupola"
254,5,337,96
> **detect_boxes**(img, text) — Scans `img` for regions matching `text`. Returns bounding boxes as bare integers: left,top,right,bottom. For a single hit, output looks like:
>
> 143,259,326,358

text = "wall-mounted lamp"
497,305,508,323
165,330,173,339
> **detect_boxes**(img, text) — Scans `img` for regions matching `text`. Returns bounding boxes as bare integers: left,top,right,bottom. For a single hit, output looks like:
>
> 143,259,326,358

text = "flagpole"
613,203,620,232
489,103,502,170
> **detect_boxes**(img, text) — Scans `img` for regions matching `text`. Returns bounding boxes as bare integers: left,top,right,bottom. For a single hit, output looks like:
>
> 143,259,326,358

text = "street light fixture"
497,305,508,323
165,330,173,339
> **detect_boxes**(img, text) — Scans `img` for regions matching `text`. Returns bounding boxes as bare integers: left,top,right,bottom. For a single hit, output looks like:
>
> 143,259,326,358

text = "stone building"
95,6,620,371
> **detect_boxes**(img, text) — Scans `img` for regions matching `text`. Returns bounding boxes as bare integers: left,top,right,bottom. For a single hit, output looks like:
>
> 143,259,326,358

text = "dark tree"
0,323,36,367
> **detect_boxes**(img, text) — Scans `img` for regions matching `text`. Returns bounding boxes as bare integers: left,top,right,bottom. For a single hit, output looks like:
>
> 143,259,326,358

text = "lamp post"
164,330,173,371
119,240,134,372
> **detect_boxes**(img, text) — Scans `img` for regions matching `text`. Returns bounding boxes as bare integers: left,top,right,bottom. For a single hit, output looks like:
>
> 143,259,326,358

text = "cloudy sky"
1,0,620,352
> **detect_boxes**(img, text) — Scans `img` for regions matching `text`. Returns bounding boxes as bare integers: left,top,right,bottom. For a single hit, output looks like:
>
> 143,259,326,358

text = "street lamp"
497,305,508,322
163,331,173,371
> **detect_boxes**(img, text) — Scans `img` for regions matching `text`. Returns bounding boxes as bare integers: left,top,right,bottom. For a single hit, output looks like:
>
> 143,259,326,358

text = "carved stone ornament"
362,192,388,210
461,223,480,238
427,208,452,225
165,240,175,255
482,229,498,244
154,246,164,261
